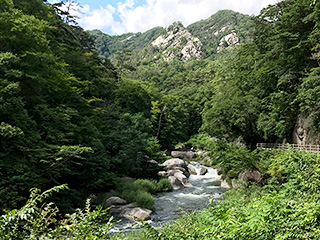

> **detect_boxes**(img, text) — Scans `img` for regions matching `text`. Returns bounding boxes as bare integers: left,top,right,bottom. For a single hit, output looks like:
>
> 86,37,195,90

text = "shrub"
133,179,158,194
157,178,172,192
134,191,155,211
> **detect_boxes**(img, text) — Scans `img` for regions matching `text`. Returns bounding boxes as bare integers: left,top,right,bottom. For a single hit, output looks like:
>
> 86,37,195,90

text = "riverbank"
110,146,320,239
110,163,226,233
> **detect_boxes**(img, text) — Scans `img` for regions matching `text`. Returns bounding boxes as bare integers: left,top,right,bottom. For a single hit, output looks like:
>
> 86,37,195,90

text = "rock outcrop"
216,30,240,53
159,158,193,190
151,22,203,61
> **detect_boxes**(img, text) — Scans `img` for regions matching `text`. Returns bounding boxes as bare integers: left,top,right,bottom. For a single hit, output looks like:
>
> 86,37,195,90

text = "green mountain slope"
88,10,252,61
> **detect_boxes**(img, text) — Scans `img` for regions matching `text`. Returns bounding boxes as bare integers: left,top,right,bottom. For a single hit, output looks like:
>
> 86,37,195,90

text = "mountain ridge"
88,9,253,61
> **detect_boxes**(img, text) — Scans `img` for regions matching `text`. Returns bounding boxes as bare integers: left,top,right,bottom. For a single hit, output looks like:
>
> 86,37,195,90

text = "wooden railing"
256,143,320,153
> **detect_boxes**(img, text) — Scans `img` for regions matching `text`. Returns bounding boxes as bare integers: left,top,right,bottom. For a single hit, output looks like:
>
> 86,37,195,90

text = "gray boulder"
168,166,190,178
171,151,196,160
120,207,152,221
110,202,138,214
158,171,169,178
238,170,261,183
220,179,231,189
187,165,197,175
161,158,187,169
174,172,192,188
168,175,183,191
106,196,127,205
200,167,208,175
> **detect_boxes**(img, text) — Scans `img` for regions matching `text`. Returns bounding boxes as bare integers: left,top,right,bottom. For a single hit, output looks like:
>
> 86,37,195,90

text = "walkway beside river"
256,143,320,153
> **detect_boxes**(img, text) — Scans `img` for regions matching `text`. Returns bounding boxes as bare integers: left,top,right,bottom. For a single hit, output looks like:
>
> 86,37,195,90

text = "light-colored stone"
187,165,197,175
168,176,183,190
174,172,192,188
200,167,208,175
106,196,127,205
110,202,138,214
120,207,152,221
161,158,187,169
158,171,169,178
168,166,190,178
220,179,231,189
151,23,203,62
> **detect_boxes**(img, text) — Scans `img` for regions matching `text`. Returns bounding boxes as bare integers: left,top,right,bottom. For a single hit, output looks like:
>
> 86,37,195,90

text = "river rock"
187,165,197,175
161,158,187,169
168,175,183,190
120,207,152,221
174,172,192,188
110,202,138,214
106,196,127,205
171,151,196,160
238,170,261,183
168,166,190,178
158,171,169,178
220,179,231,189
200,167,208,175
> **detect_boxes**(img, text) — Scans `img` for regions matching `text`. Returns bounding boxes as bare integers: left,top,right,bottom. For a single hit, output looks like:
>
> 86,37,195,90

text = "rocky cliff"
88,10,252,61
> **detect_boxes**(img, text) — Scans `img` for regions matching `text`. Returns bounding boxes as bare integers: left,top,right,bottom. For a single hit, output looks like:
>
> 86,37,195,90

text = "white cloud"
76,0,280,35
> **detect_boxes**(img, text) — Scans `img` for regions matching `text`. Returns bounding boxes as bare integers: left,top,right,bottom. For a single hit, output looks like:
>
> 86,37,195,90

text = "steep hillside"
88,10,252,61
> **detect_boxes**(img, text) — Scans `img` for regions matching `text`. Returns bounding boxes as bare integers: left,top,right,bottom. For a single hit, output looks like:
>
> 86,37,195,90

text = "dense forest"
1,0,320,239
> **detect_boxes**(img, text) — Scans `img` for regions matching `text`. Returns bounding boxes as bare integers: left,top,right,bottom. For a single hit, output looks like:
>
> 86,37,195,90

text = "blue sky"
49,0,279,35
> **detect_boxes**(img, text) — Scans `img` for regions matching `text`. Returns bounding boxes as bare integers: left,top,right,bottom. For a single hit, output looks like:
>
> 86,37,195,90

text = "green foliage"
0,185,115,240
113,149,320,240
116,178,172,211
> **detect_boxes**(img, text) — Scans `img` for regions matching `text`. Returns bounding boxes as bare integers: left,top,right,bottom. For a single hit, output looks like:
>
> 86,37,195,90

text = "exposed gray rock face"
106,196,127,205
174,171,192,188
158,158,192,189
167,166,190,178
168,175,183,191
238,170,261,183
161,158,188,169
171,151,196,160
216,30,240,52
220,179,231,189
187,165,197,175
151,22,203,61
110,202,138,214
200,167,208,175
120,207,152,221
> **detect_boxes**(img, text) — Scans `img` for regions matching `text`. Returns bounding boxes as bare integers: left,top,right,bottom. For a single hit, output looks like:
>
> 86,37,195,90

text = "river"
109,163,226,233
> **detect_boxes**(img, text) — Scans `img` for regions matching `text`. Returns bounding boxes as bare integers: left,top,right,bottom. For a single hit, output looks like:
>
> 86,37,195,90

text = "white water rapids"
109,163,226,233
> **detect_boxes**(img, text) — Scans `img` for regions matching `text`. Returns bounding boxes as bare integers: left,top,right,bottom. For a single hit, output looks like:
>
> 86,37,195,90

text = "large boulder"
106,196,127,205
171,151,196,160
238,170,261,183
174,172,192,188
120,207,152,221
220,179,231,189
200,167,208,175
168,166,190,178
110,202,138,214
187,165,197,175
168,175,183,191
161,158,187,169
158,171,169,178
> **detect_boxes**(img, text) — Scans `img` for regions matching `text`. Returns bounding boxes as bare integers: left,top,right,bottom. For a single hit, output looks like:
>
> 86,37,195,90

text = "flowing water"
109,163,226,233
